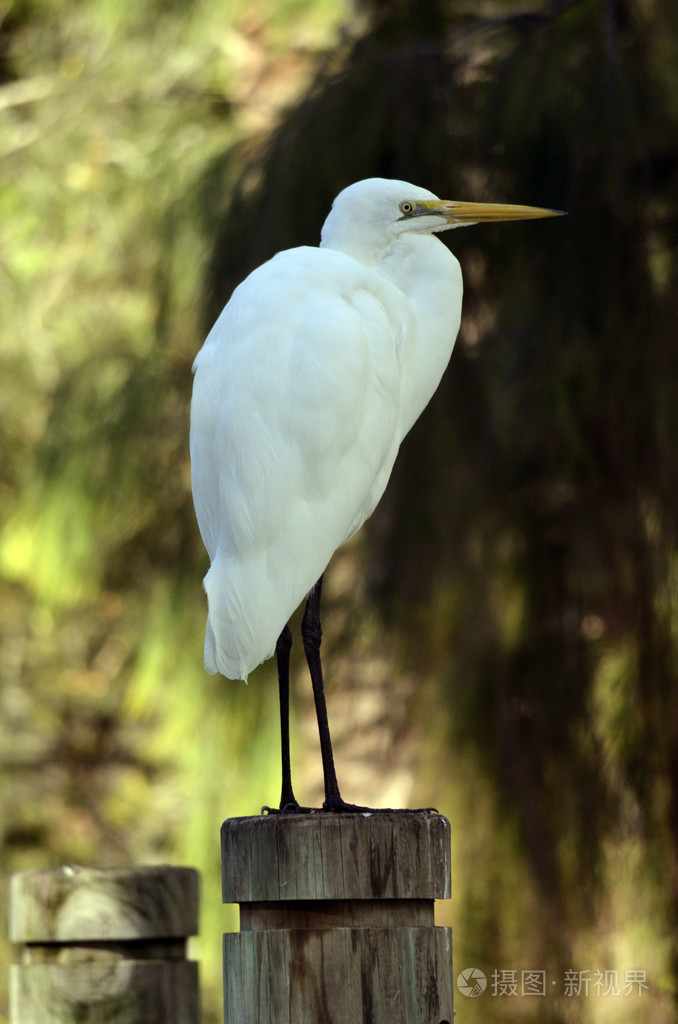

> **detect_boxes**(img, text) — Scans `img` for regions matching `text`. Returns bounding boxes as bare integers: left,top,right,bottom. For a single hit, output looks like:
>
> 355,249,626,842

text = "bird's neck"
378,234,463,440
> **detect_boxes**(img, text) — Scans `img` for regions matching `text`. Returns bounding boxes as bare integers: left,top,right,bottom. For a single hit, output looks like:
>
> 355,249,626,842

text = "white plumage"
190,178,559,683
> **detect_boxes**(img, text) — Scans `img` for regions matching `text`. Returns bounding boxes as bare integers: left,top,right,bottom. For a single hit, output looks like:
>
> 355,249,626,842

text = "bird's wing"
190,246,413,678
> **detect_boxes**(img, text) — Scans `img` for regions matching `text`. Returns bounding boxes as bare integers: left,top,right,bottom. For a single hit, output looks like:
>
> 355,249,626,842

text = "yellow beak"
418,199,565,224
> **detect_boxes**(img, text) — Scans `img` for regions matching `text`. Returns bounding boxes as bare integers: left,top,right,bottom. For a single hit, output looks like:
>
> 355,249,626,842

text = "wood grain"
10,865,199,1024
222,812,454,1024
221,811,451,902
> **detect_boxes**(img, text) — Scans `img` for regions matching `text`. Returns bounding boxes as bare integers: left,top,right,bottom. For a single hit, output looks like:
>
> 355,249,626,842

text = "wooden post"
10,865,200,1024
222,812,454,1024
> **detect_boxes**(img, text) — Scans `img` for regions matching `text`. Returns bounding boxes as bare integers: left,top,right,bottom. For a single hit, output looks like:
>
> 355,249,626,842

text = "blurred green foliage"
2,0,678,1022
0,0,344,1018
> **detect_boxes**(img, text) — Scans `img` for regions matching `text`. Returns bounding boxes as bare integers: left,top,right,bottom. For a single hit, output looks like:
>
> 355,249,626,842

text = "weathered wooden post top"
10,864,200,1024
222,811,454,1024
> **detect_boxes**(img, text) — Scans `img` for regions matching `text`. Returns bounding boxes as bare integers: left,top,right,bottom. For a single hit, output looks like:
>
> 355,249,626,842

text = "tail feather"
203,613,218,675
202,555,276,681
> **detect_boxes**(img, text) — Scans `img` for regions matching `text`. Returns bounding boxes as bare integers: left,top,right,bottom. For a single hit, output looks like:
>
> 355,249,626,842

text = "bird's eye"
399,201,415,215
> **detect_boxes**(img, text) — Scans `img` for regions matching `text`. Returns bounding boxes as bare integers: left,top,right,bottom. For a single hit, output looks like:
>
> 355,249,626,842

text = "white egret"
190,177,562,812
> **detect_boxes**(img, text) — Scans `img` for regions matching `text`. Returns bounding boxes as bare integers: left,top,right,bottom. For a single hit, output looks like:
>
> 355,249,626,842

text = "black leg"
283,577,431,816
301,576,360,811
275,624,301,812
265,590,436,816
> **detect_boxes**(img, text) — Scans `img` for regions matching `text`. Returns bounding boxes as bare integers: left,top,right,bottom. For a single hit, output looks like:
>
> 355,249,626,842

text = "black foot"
321,800,440,814
261,802,314,815
262,801,370,814
261,801,440,815
322,798,371,813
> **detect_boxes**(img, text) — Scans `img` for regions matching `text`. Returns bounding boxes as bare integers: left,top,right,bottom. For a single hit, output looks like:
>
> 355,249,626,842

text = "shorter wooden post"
10,865,200,1024
222,812,454,1024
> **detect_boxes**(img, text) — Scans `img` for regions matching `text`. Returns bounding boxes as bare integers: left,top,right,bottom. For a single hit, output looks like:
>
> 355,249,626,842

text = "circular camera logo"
457,967,487,997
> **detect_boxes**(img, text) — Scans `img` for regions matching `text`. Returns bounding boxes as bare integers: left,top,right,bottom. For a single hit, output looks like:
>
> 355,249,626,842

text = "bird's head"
320,177,563,264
